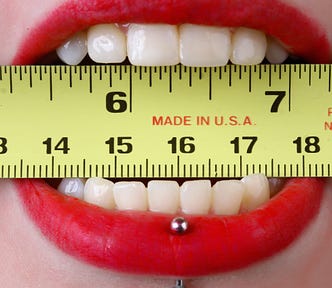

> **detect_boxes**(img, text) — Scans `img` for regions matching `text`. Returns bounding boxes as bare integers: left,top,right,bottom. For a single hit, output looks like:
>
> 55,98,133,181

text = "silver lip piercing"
170,217,188,234
174,279,185,288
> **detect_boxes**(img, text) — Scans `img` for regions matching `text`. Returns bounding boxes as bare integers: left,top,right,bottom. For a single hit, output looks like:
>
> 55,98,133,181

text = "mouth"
12,0,329,279
13,0,330,65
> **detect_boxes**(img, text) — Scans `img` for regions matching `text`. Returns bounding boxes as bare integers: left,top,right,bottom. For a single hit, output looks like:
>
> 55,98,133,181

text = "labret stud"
170,216,188,234
173,279,185,288
170,218,187,288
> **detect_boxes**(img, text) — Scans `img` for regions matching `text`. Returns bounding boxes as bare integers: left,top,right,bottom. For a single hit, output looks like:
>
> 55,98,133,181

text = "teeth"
56,23,292,66
127,24,179,66
56,31,88,65
113,181,148,211
240,174,270,212
56,174,282,215
87,24,126,63
147,180,180,214
230,27,267,65
84,177,115,209
57,178,85,199
179,24,231,67
180,180,212,214
212,180,245,215
266,36,289,64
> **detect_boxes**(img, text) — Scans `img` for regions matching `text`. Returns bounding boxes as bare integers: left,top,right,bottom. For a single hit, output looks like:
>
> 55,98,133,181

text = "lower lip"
13,0,330,64
15,177,324,276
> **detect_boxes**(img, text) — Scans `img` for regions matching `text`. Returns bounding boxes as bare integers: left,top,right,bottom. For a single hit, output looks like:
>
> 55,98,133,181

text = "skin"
0,0,332,287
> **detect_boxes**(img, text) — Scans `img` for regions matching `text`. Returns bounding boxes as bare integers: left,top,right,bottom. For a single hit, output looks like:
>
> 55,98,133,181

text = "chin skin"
0,179,331,288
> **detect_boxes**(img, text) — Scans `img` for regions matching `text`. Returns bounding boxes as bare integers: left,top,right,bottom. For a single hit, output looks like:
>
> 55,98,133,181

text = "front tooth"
230,27,267,65
212,180,245,215
87,24,126,63
127,24,179,66
147,180,180,214
180,180,212,214
240,174,270,212
266,36,289,64
56,31,88,65
179,24,231,67
83,177,115,209
57,178,85,200
113,181,148,211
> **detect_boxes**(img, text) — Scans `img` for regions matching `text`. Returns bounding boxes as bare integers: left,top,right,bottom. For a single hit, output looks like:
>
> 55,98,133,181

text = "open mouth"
12,0,329,280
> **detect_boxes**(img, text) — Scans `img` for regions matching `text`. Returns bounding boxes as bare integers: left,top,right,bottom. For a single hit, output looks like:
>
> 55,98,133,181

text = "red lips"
15,178,324,276
13,0,330,64
11,0,329,278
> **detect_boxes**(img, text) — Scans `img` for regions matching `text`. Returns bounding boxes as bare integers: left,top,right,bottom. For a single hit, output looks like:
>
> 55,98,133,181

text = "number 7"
265,91,286,113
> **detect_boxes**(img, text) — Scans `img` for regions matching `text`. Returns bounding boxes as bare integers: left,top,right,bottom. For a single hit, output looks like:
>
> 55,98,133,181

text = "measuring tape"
0,64,331,178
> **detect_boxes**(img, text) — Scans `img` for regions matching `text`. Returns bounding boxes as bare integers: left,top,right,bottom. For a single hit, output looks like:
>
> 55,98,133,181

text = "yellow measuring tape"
0,64,331,178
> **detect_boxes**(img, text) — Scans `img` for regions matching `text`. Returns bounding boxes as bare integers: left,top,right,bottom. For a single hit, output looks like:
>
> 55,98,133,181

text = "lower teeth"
46,174,286,216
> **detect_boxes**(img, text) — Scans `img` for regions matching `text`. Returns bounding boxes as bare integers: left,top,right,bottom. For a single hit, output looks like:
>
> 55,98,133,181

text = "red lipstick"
15,178,324,276
13,0,330,64
11,0,329,278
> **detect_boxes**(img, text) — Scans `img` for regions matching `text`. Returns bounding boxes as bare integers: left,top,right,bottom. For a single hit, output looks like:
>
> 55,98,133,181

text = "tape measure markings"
1,154,330,178
6,64,323,104
1,64,332,178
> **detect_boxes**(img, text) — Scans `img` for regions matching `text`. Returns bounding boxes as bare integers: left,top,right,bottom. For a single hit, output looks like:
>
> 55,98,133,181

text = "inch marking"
83,158,86,178
129,66,133,112
109,66,113,87
288,66,292,111
149,67,153,87
308,64,312,86
268,65,272,87
59,66,63,81
169,66,173,93
189,67,192,87
229,65,232,87
69,66,73,87
29,66,32,88
248,65,252,92
49,67,53,101
209,68,212,101
20,159,23,178
18,66,23,81
9,66,13,93
329,65,331,92
89,66,93,93
51,156,55,178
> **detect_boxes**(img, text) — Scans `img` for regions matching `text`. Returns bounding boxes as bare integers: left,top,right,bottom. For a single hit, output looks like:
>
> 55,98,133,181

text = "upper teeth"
56,23,289,66
57,174,281,215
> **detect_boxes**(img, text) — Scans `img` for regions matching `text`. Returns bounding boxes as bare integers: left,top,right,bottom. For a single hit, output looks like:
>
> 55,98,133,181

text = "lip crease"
15,178,324,276
12,0,330,65
10,0,329,278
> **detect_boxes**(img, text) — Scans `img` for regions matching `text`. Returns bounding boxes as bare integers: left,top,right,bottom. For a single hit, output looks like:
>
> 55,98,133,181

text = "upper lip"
11,0,329,278
12,0,331,65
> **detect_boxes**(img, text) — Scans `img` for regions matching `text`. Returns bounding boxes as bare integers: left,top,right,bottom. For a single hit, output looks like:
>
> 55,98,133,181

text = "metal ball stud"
170,217,188,234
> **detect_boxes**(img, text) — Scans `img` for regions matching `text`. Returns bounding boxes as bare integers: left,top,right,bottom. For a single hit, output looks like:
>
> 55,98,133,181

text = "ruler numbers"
0,64,331,177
